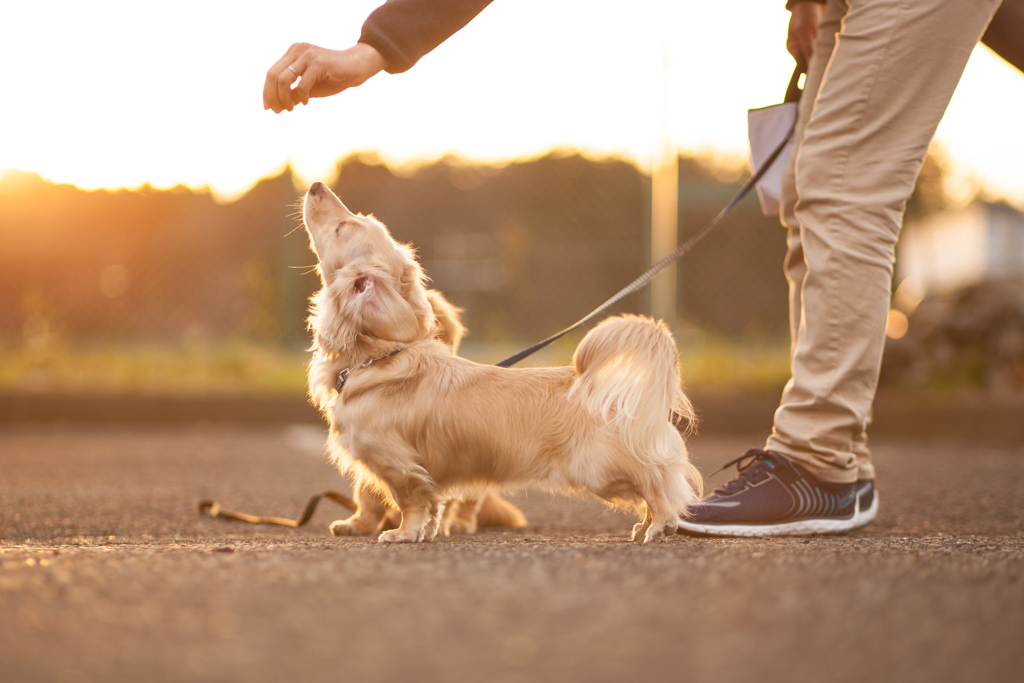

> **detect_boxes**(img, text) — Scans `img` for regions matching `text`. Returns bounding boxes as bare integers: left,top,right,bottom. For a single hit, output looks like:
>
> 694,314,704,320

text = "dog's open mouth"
353,274,371,294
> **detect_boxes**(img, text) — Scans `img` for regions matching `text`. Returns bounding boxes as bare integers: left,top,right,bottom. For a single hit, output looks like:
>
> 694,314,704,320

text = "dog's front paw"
378,527,423,543
329,517,377,537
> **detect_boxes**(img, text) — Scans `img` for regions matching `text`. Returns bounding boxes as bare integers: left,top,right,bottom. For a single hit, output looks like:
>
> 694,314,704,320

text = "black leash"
197,68,804,531
496,68,803,369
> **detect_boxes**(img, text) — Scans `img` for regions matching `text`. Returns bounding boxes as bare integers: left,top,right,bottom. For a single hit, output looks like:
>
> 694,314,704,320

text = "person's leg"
778,0,844,376
779,0,878,491
766,0,1001,484
780,0,844,234
680,0,1000,536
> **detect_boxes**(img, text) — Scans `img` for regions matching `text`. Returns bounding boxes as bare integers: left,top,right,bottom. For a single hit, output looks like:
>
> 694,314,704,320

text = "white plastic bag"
747,68,803,217
747,101,797,216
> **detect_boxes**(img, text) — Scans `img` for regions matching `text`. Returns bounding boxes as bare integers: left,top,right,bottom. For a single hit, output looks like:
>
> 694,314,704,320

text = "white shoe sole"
853,487,878,529
676,516,858,537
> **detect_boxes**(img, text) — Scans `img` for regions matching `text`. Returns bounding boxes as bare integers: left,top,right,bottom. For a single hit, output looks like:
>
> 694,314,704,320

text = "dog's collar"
336,348,404,393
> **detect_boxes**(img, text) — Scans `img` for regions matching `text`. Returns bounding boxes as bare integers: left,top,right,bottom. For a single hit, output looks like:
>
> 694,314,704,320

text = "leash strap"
195,490,356,527
496,112,797,368
196,67,804,529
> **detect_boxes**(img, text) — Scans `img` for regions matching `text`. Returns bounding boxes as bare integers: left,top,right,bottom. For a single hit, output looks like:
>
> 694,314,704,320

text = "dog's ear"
351,253,435,344
398,251,434,339
426,289,467,352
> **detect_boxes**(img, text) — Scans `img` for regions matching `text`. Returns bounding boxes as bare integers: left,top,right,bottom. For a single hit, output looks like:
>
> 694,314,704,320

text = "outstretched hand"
263,42,388,113
787,2,824,72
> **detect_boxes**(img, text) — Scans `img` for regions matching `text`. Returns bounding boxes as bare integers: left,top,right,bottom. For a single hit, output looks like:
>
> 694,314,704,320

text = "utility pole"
650,46,678,331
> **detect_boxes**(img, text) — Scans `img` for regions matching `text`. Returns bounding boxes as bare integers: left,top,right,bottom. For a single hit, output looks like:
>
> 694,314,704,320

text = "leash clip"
335,367,353,393
335,347,404,393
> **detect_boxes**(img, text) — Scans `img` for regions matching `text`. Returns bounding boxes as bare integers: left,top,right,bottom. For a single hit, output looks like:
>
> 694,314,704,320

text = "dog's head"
303,182,433,353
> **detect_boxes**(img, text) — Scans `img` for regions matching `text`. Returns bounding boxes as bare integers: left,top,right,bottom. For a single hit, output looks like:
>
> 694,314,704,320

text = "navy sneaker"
677,449,871,537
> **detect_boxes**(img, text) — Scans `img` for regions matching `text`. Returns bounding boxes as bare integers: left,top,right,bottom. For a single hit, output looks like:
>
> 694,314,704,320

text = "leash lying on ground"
195,491,355,527
196,68,802,528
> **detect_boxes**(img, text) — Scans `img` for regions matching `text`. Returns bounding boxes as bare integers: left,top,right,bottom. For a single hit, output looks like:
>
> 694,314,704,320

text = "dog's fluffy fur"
328,289,528,537
304,183,701,543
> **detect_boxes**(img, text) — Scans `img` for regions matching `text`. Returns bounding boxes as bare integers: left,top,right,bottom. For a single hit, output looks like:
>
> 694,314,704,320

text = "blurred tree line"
0,151,953,350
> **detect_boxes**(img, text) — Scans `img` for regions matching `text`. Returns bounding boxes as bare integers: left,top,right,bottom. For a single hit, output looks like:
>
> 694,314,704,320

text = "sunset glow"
2,0,1022,203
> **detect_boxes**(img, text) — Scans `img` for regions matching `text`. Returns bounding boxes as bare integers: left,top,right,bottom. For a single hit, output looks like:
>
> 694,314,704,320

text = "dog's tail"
571,315,701,502
475,492,529,529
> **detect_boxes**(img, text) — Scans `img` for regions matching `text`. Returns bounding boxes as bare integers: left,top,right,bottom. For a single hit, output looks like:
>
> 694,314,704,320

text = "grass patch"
0,342,309,395
0,338,792,396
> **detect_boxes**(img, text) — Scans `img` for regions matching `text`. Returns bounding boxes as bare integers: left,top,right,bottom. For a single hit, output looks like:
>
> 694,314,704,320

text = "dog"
303,182,701,543
328,288,529,537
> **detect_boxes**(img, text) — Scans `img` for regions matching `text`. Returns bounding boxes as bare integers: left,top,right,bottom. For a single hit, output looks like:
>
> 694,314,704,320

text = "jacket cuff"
786,0,826,10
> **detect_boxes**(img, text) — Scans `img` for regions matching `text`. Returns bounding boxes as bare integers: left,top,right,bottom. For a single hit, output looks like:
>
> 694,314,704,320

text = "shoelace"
708,448,782,496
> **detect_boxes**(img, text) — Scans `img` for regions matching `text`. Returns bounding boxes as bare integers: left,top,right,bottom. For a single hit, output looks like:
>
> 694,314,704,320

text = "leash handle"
785,65,804,104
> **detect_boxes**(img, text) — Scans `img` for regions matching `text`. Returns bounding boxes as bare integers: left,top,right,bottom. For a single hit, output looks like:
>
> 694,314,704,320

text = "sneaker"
853,478,878,530
677,449,868,537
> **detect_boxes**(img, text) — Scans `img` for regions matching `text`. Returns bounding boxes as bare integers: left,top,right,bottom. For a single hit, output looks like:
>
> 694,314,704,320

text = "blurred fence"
0,154,790,351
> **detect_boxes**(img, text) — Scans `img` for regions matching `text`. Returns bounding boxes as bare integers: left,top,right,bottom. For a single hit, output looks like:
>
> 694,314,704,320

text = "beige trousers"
769,0,1002,483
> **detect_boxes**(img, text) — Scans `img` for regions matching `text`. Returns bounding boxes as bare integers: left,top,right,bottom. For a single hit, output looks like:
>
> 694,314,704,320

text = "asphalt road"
1,424,1022,683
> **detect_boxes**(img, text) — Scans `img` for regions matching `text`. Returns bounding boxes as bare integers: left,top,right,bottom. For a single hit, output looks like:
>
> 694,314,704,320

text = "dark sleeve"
784,0,825,9
359,0,494,74
982,0,1024,74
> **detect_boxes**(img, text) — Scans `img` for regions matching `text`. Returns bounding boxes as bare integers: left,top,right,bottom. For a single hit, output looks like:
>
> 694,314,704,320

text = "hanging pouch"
747,67,803,216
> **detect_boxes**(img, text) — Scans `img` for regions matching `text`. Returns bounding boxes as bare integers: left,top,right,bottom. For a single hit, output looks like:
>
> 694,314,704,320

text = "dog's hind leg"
642,500,679,543
421,499,444,541
638,480,682,544
622,473,682,544
632,505,653,543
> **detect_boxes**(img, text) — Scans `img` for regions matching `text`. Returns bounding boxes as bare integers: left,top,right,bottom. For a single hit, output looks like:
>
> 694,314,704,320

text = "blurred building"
898,201,1024,293
883,202,1024,392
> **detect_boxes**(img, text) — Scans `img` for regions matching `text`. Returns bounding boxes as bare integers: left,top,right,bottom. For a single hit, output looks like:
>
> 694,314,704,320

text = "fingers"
786,3,823,72
263,42,387,113
290,58,324,107
263,43,308,113
786,35,813,72
277,53,308,112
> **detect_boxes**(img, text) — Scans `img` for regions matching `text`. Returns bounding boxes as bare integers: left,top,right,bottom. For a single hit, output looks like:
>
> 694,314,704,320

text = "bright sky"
2,0,1022,204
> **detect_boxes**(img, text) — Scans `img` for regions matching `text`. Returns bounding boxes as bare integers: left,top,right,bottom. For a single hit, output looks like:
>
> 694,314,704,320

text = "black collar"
335,348,404,393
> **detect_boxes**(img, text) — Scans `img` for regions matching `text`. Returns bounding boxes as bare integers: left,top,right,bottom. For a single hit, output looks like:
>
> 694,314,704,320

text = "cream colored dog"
329,288,529,537
303,182,701,544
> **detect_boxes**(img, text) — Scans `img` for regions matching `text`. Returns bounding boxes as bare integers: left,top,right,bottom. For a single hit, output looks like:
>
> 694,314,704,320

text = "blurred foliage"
0,150,793,352
0,147,964,397
0,340,791,396
905,148,953,224
0,342,309,396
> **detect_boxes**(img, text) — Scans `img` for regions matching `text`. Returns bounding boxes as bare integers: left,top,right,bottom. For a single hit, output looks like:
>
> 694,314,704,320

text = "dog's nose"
309,182,325,195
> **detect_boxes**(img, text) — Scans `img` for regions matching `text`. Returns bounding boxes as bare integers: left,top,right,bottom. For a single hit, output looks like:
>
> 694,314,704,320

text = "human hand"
263,42,388,113
786,2,824,72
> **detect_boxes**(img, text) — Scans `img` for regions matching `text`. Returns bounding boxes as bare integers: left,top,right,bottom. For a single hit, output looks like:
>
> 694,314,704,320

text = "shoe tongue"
760,450,792,471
